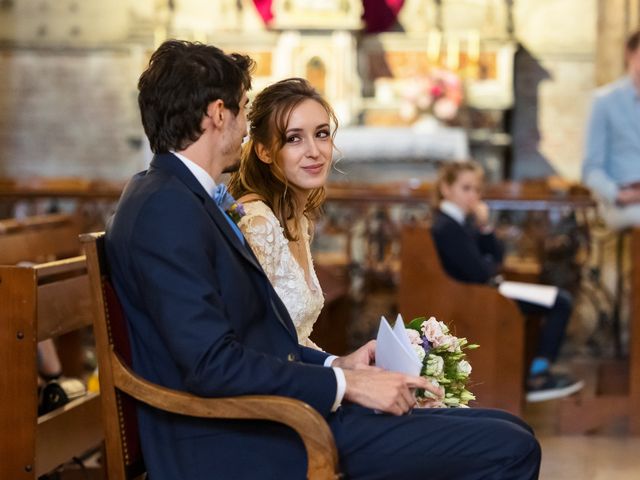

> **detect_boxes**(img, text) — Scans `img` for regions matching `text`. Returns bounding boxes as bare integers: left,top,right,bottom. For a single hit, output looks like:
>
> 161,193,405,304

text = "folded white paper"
375,315,421,377
498,281,558,307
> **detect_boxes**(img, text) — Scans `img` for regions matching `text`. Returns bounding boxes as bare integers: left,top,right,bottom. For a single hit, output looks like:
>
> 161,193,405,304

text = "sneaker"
526,372,585,402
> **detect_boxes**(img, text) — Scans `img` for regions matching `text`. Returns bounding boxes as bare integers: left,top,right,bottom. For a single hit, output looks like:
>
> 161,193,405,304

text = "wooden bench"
0,256,103,478
398,224,526,416
0,213,82,265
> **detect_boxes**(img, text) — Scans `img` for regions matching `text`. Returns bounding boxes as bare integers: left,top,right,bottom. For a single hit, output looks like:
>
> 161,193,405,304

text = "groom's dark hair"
138,39,255,154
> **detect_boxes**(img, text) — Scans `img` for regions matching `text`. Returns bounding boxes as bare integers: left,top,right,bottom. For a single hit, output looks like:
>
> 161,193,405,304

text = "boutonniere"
213,184,246,224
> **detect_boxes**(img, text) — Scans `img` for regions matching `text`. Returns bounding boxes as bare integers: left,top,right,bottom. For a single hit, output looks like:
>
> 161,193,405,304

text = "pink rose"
421,317,445,344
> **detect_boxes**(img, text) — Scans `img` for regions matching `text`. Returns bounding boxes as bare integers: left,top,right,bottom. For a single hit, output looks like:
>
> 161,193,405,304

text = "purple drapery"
251,0,405,32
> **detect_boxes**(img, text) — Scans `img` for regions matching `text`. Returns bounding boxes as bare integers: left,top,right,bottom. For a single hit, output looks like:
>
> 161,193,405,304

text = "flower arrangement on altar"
406,316,478,408
399,69,464,124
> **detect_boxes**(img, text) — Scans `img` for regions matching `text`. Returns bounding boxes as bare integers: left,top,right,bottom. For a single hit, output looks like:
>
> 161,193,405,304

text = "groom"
106,40,541,479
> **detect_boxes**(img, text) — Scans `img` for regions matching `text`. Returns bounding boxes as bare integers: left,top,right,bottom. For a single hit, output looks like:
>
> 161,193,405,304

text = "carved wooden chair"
80,232,339,479
398,225,526,415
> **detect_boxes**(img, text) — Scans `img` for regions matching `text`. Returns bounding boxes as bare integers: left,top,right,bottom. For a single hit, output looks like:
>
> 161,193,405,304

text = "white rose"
433,97,458,121
426,354,444,377
413,345,426,362
457,360,472,377
438,321,450,335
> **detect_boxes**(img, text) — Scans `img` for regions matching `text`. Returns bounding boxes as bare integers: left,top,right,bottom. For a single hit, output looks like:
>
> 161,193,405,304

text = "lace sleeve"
238,212,282,280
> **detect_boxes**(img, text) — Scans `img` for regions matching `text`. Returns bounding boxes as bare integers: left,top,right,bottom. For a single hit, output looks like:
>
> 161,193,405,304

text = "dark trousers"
517,288,573,363
168,404,541,479
331,405,541,479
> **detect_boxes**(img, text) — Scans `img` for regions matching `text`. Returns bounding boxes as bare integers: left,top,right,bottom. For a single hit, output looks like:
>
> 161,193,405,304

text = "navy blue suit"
431,210,504,284
106,154,541,479
432,209,572,363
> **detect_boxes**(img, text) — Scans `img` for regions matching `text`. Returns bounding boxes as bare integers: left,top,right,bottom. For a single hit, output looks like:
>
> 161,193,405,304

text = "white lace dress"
237,201,325,349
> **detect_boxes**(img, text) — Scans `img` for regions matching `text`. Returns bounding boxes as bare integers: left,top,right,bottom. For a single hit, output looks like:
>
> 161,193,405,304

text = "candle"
427,31,441,64
468,31,480,63
446,36,459,70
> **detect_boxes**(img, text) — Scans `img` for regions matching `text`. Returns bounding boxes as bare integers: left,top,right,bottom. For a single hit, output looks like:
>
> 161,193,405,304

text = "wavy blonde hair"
228,78,338,241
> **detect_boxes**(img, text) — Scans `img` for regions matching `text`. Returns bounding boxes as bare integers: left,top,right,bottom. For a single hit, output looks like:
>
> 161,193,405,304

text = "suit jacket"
106,153,336,479
431,210,504,284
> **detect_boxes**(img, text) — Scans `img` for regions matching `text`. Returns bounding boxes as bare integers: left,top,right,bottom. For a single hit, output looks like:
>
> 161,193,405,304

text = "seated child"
431,161,584,402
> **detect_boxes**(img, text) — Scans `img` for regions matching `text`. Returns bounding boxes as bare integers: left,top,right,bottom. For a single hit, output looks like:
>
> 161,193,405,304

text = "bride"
228,78,337,349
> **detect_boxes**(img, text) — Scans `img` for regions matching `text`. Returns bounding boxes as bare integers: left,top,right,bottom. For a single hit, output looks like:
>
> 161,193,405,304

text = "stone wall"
0,0,625,182
0,49,148,179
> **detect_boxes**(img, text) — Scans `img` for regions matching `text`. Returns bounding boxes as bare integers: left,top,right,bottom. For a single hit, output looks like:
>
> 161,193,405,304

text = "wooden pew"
558,227,640,434
313,264,351,355
0,256,103,478
0,213,82,265
398,224,526,416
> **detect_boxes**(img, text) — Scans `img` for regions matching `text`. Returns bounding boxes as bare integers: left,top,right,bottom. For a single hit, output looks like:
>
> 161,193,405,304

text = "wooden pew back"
0,213,82,265
398,224,525,415
0,256,103,478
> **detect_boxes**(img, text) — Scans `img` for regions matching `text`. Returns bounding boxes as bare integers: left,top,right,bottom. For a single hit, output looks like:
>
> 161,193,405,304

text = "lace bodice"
238,201,324,349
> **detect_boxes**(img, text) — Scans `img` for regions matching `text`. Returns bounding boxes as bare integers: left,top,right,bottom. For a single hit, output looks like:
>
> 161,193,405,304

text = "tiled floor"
537,435,640,479
524,355,639,479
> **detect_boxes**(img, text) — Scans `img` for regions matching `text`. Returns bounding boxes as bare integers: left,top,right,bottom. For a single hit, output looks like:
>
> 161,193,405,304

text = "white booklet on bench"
498,281,558,308
375,315,421,377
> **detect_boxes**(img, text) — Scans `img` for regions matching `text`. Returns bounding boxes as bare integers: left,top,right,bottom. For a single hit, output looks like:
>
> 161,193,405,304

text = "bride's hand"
332,340,376,370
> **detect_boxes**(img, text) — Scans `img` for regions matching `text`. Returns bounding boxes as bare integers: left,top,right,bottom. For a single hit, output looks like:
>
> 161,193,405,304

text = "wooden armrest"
110,350,338,478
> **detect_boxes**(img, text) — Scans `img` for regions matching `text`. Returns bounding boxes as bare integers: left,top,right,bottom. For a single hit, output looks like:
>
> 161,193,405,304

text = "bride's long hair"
228,78,338,241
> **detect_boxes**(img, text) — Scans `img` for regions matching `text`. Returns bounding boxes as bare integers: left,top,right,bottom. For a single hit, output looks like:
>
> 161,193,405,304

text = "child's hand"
473,201,490,228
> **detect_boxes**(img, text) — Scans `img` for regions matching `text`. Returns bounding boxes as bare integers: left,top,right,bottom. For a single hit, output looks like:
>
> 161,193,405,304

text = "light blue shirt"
582,76,640,203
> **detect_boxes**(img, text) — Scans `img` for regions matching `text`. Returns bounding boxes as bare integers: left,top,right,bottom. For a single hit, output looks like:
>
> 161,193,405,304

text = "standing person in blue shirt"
583,29,640,230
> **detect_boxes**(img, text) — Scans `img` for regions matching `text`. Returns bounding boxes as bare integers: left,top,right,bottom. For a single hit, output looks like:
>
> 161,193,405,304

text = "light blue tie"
213,184,245,244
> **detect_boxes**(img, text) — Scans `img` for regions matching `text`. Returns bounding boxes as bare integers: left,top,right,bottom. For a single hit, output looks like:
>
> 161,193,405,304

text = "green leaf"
407,317,427,330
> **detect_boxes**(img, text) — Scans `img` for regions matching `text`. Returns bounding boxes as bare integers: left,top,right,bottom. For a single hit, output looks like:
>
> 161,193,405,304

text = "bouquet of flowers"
405,316,478,408
399,69,464,123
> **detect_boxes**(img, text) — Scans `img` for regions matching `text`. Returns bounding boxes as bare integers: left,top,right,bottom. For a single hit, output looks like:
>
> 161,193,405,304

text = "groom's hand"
332,340,377,370
342,370,442,416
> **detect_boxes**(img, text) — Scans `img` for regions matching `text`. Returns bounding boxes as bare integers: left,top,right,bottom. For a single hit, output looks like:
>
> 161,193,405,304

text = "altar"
331,124,469,183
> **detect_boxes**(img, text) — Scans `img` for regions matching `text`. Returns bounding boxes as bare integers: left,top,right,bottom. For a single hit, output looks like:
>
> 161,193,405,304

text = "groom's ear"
204,100,225,129
255,143,272,164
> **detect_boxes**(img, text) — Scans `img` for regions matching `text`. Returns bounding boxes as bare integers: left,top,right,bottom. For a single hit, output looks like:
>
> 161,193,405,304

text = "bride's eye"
317,130,330,139
286,135,301,143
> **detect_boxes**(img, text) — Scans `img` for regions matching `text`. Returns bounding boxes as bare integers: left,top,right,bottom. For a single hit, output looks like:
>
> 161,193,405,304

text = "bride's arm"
237,213,280,280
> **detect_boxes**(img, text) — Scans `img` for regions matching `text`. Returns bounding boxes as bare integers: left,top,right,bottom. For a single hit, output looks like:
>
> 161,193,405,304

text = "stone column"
596,0,640,85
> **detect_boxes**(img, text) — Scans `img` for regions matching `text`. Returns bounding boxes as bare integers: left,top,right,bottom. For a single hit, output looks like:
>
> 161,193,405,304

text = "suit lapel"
150,153,298,340
150,154,263,273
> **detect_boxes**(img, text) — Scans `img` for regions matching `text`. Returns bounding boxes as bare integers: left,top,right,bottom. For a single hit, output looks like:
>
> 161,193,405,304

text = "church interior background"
1,1,640,478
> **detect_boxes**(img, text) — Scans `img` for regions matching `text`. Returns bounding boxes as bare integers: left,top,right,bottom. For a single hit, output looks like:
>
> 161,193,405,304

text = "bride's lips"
301,163,325,174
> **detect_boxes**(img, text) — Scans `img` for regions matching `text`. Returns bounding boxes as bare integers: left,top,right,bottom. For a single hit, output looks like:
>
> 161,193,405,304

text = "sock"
529,358,550,376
